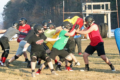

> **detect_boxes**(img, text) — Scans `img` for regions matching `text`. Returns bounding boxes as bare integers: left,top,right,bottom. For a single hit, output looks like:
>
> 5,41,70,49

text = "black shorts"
0,37,9,50
85,42,105,56
49,48,69,60
65,37,75,53
31,50,48,61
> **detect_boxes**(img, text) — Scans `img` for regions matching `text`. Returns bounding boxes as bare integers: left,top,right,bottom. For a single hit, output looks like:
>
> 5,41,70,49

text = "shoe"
78,53,82,55
65,67,73,71
0,61,3,66
32,72,35,77
55,64,62,71
75,62,80,66
6,61,10,67
57,65,62,71
36,69,41,75
111,66,116,71
51,71,58,75
85,67,89,71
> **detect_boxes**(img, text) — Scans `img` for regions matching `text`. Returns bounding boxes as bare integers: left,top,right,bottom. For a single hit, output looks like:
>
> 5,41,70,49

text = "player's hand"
75,25,79,30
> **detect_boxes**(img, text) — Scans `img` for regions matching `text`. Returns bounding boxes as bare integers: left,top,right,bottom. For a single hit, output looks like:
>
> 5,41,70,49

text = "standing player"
76,16,115,71
0,22,27,66
17,18,31,62
44,21,80,71
6,24,36,67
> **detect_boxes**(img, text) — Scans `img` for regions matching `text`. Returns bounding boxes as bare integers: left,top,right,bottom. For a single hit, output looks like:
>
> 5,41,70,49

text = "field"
0,38,120,80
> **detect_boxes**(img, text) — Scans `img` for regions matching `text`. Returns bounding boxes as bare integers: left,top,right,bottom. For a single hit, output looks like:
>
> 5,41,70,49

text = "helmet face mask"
62,21,73,31
34,24,44,34
19,18,27,25
85,16,94,27
42,21,48,30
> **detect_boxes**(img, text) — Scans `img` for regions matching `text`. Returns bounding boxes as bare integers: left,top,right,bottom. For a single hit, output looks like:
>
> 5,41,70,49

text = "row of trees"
2,0,120,29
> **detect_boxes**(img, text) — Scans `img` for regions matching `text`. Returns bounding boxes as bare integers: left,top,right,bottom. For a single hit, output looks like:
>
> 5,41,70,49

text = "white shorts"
15,40,31,56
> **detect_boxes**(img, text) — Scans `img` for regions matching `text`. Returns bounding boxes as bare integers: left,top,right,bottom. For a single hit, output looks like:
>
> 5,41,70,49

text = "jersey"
53,30,69,50
3,27,20,40
23,30,34,41
87,24,103,46
27,33,47,52
17,24,31,42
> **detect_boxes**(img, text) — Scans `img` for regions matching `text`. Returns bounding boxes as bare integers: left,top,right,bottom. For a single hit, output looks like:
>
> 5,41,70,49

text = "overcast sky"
0,0,10,22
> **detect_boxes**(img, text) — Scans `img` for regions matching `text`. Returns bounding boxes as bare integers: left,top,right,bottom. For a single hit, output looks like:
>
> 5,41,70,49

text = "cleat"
65,67,73,71
32,72,35,77
36,69,41,75
78,53,82,55
6,61,10,67
75,62,80,66
51,71,58,75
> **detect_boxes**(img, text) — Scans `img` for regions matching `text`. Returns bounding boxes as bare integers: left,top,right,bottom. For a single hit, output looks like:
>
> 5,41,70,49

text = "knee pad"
68,60,73,63
4,49,9,57
31,56,37,62
14,55,19,60
45,57,51,62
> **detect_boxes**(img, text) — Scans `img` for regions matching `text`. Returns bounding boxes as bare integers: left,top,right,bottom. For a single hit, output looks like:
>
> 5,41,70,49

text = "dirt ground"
0,38,120,80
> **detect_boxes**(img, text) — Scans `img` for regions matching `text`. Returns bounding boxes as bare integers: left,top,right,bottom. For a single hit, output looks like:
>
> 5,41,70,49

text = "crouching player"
22,24,59,77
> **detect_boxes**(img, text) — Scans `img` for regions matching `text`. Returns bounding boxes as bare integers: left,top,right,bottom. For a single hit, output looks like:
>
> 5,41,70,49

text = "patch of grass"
0,38,119,80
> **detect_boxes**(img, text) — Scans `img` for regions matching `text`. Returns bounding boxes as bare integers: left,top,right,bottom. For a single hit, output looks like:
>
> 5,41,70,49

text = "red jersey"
17,24,31,42
87,24,103,46
70,18,83,36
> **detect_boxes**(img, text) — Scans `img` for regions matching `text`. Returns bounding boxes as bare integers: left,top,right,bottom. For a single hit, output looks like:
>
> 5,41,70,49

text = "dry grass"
0,38,120,80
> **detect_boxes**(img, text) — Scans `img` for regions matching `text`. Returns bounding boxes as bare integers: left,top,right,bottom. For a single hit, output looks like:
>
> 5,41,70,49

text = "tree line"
2,0,120,29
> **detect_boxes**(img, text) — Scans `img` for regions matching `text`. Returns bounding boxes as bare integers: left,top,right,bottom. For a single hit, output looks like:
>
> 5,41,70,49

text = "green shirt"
53,30,69,50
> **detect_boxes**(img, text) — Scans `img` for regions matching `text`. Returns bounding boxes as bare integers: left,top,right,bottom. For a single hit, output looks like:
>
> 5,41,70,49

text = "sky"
0,0,10,22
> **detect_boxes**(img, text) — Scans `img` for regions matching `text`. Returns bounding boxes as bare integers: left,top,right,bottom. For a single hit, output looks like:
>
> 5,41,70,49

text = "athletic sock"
85,64,89,71
54,59,58,64
2,57,6,63
25,58,29,62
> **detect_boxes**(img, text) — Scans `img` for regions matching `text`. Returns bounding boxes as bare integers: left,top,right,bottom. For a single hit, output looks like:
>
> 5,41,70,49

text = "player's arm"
65,29,76,36
76,24,97,34
0,30,6,34
45,37,60,41
22,43,30,52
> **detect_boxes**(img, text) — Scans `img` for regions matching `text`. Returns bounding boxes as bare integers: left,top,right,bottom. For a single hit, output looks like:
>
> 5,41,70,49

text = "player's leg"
83,45,95,71
6,41,25,67
0,37,10,66
96,42,115,71
31,56,37,77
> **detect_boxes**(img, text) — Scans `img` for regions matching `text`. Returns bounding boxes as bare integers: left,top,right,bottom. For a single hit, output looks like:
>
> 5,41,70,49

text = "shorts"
65,37,75,53
49,48,69,60
0,37,9,50
16,40,31,56
85,42,105,56
31,50,48,61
